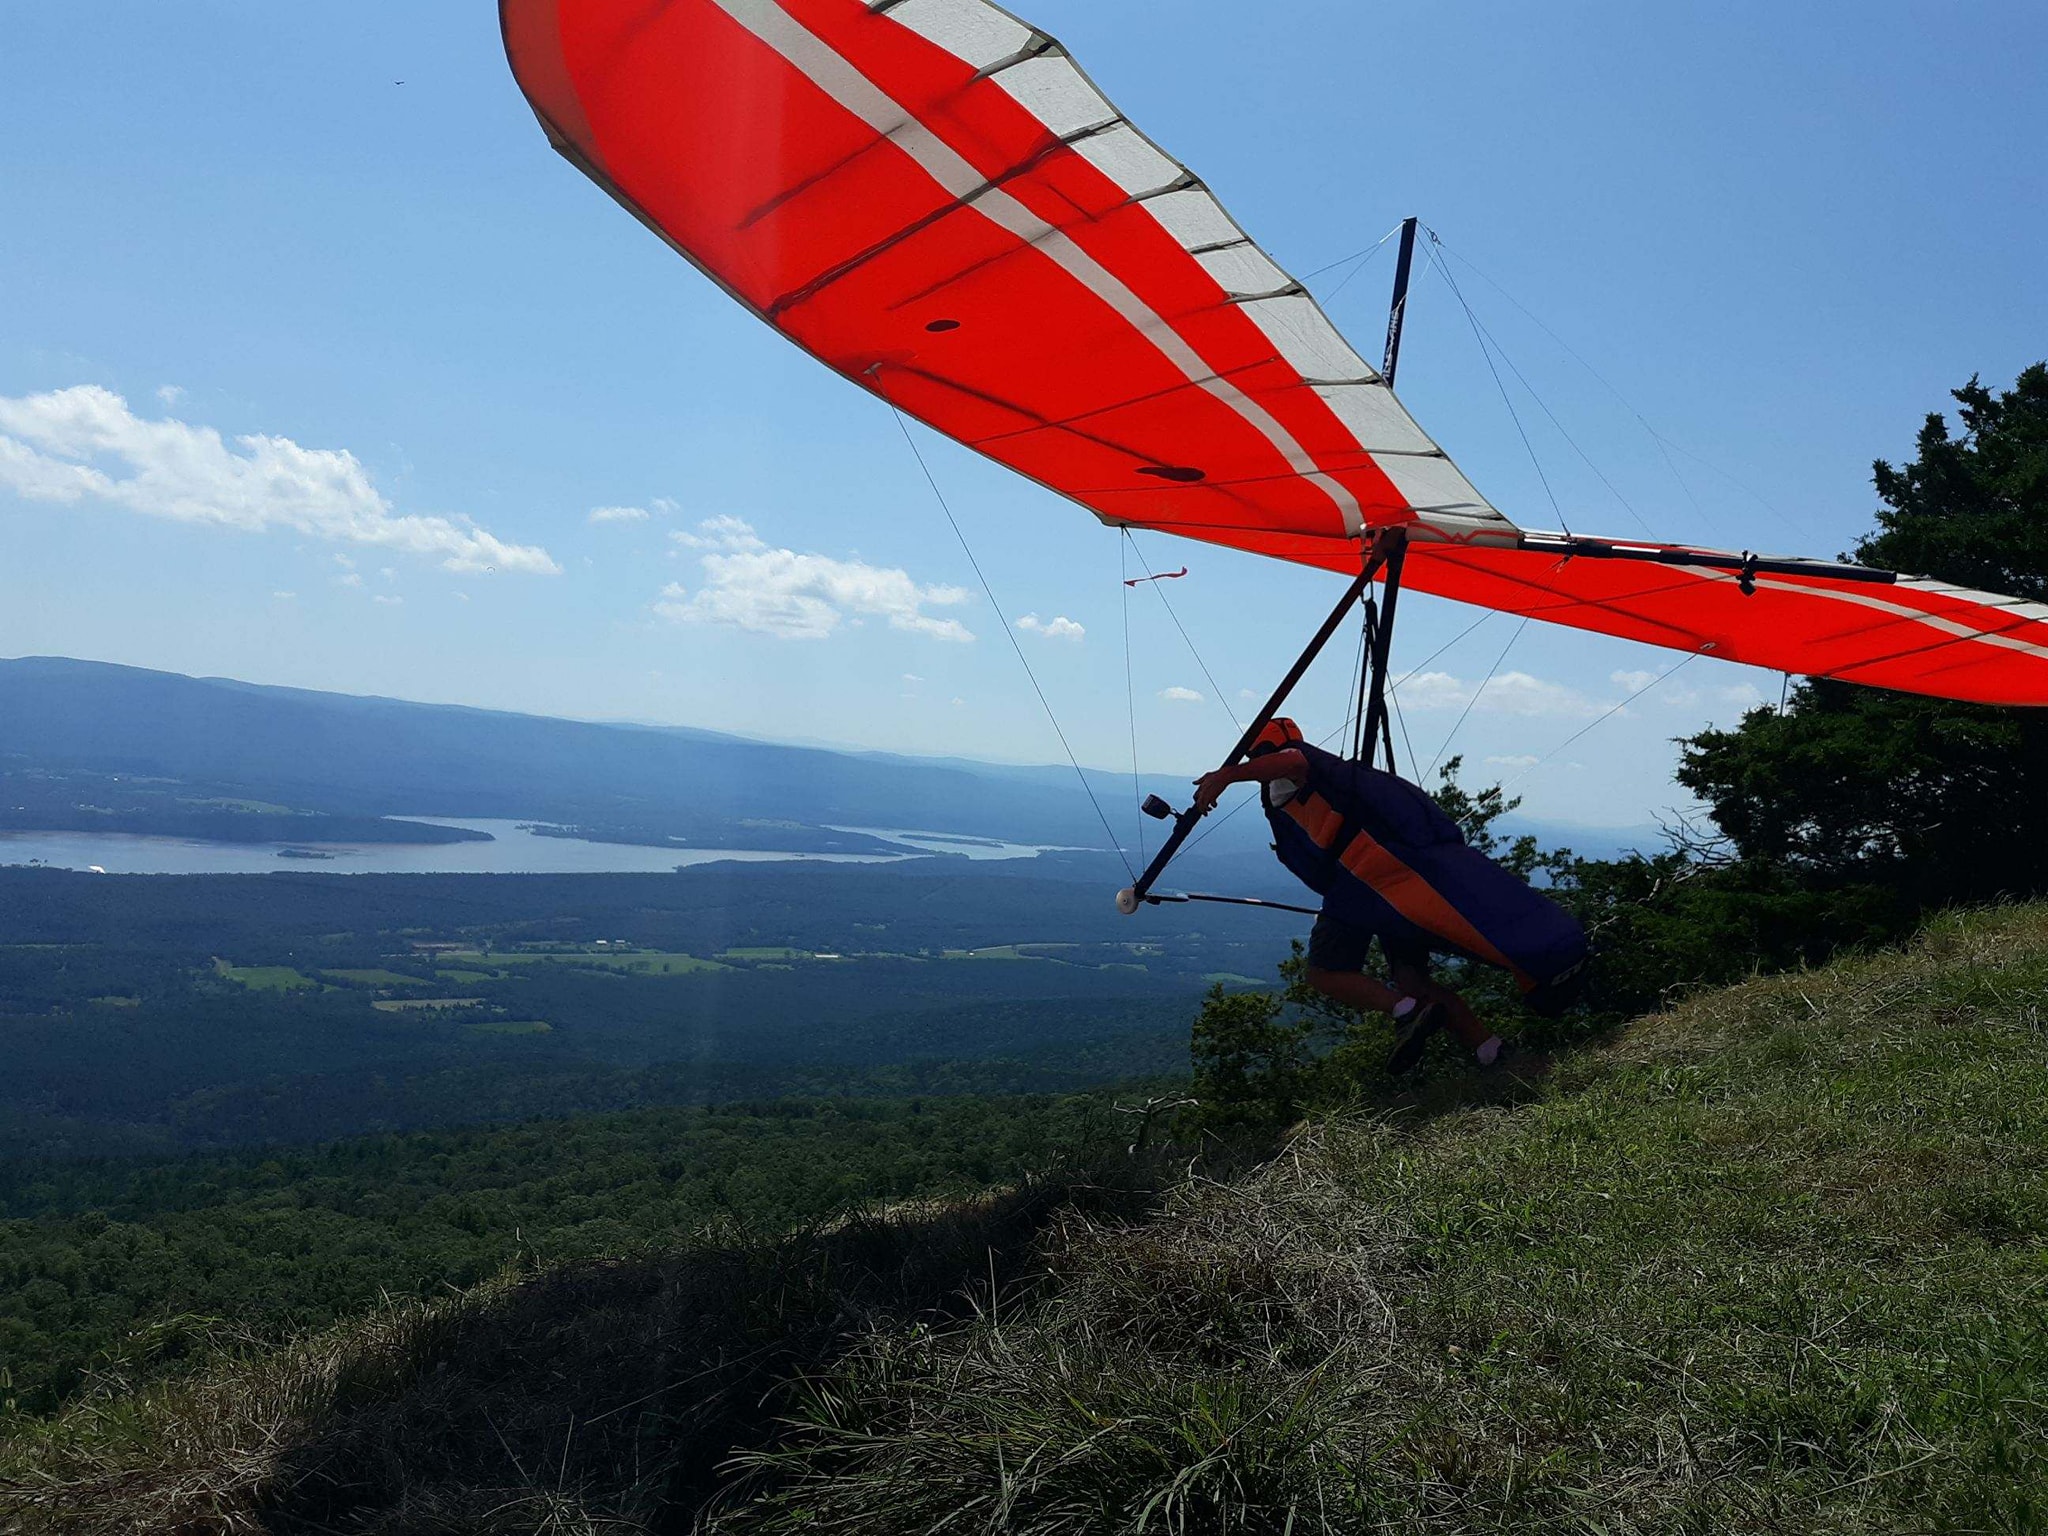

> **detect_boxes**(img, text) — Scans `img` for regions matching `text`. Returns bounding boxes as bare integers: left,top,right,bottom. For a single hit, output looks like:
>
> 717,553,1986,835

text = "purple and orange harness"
1264,740,1589,1014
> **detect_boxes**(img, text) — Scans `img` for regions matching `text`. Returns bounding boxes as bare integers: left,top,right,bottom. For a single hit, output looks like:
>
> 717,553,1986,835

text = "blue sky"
3,1,2042,831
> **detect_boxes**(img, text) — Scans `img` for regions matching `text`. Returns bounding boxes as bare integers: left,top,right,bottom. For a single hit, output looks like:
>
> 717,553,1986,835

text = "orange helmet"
1249,717,1304,757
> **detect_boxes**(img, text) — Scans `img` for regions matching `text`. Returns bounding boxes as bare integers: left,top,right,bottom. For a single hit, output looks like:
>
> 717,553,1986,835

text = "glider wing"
502,0,2048,705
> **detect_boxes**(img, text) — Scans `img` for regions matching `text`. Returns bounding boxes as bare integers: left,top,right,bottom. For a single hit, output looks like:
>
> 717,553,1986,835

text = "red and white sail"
502,0,2048,706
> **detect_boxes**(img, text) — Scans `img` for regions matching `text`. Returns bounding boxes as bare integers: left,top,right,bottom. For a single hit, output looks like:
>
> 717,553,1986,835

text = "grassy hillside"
7,908,2046,1532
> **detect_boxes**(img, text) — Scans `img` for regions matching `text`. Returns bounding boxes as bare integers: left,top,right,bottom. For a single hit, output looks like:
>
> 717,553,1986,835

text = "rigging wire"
1437,293,1659,537
1429,236,1816,543
1652,433,1816,541
1420,237,1572,537
1388,679,1417,781
1125,530,1243,733
890,405,1134,880
1339,597,1366,755
1473,649,1705,820
1120,535,1147,864
1390,608,1498,690
1320,242,1391,308
1427,234,1716,536
1426,616,1528,780
1298,221,1405,285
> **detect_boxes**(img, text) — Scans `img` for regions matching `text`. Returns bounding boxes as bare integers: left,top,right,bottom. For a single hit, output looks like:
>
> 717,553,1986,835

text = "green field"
443,949,729,975
595,952,729,975
463,1019,552,1036
211,961,316,992
371,997,483,1013
722,946,809,961
317,968,434,988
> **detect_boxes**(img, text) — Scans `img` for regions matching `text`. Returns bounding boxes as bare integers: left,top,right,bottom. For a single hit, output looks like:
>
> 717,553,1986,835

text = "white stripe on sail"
712,0,1370,534
1746,573,2048,664
865,0,1516,541
1635,562,2048,668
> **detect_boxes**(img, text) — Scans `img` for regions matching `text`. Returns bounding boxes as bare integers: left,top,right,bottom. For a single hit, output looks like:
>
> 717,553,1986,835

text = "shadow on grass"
281,1179,1161,1534
10,1169,1162,1535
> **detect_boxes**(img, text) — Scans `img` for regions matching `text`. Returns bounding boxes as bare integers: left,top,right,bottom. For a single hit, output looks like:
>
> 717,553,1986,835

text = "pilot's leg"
1388,950,1502,1064
1302,913,1406,1015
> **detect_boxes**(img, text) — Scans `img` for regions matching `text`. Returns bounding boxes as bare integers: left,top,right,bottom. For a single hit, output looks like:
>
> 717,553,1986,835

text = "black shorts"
1307,911,1433,980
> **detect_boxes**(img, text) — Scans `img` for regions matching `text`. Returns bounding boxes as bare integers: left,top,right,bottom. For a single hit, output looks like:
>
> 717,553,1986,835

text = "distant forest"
0,861,1289,1157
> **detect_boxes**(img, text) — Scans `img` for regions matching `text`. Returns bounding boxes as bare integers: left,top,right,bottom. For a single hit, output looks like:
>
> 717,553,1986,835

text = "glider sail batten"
504,0,2048,707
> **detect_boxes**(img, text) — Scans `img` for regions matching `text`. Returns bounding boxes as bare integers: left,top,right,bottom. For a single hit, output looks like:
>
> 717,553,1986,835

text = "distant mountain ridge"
0,657,1656,864
0,656,1167,851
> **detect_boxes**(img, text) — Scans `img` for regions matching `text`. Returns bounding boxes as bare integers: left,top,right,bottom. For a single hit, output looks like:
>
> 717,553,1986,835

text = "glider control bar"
1117,529,1406,916
1141,891,1322,917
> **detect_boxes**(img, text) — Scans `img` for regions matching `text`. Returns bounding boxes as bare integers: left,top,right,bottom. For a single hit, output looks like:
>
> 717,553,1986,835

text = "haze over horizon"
4,2,2041,831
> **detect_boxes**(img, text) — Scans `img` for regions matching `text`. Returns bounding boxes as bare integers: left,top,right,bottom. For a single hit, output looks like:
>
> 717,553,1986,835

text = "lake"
0,818,1064,876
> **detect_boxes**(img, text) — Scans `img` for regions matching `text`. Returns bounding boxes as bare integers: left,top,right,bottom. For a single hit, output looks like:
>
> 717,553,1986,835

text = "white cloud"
271,590,296,600
1485,753,1540,768
372,594,402,607
453,592,470,602
1159,685,1203,703
0,385,558,574
155,385,185,406
656,517,973,642
1716,682,1766,708
1397,671,1464,709
588,504,650,524
1610,668,1658,693
902,673,924,684
335,571,363,589
1398,669,1605,719
333,552,354,569
1238,688,1259,702
1016,612,1084,642
668,515,764,552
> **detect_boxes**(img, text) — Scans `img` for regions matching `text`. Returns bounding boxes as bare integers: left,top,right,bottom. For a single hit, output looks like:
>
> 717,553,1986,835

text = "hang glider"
501,0,2048,708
